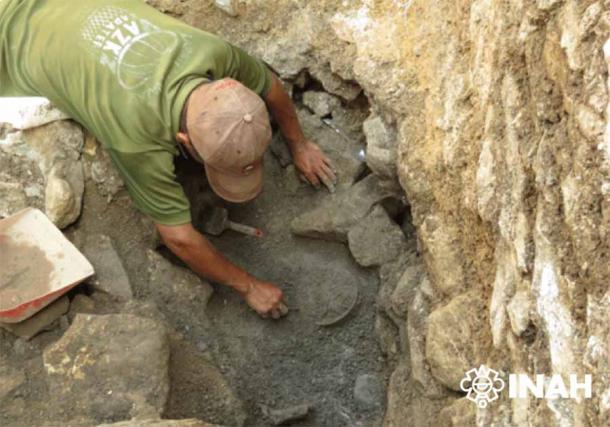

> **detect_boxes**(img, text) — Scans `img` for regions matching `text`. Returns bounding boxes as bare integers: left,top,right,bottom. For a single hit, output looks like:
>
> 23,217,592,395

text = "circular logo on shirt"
117,30,179,90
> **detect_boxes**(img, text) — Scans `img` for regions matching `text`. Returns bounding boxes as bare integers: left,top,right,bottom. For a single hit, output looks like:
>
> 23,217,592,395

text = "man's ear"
176,132,190,146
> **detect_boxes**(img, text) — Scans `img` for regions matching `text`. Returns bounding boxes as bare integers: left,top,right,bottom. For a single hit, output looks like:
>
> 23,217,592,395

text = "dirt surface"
178,151,385,426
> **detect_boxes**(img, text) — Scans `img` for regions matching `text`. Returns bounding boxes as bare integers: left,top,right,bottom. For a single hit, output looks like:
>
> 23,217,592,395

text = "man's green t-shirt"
0,0,272,225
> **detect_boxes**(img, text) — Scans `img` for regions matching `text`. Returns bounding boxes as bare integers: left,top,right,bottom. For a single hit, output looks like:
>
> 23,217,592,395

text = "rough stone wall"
126,0,608,425
393,1,610,426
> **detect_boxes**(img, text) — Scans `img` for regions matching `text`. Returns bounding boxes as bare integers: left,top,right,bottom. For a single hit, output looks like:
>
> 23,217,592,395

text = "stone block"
43,314,170,422
347,205,407,267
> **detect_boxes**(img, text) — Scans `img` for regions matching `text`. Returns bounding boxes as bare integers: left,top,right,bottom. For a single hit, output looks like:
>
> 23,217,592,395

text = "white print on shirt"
81,6,190,95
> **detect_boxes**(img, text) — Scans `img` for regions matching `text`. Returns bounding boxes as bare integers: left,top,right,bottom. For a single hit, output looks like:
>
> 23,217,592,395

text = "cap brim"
205,162,264,203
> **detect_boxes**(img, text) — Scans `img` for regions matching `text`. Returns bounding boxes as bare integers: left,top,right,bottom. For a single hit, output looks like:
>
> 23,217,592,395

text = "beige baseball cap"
186,78,272,203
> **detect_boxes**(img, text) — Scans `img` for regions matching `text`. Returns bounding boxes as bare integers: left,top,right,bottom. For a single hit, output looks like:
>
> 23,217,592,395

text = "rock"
82,234,133,300
390,263,425,318
382,363,411,425
0,120,84,228
506,290,532,336
353,374,384,410
347,205,407,267
438,398,476,427
284,164,303,194
291,174,397,242
406,288,447,398
85,136,124,200
25,121,85,228
0,296,70,340
309,64,363,101
425,292,490,390
363,114,397,179
43,314,170,423
418,215,465,298
0,364,25,402
302,91,340,117
12,338,33,357
213,0,238,17
146,250,214,317
256,10,316,79
69,294,97,316
261,403,312,425
374,313,400,360
97,419,223,427
44,175,77,229
296,109,366,188
0,179,27,218
0,97,70,130
269,132,293,168
166,340,246,427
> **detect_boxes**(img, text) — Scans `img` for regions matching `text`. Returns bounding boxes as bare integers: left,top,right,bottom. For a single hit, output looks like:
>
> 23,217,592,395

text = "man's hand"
156,222,288,320
240,280,289,319
264,75,337,192
292,139,337,192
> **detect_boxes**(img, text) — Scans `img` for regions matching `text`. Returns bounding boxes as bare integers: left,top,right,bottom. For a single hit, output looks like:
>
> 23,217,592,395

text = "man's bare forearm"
264,73,306,152
156,222,254,295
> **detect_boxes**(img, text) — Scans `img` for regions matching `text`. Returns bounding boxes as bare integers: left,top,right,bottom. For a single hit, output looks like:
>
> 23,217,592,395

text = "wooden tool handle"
227,221,264,238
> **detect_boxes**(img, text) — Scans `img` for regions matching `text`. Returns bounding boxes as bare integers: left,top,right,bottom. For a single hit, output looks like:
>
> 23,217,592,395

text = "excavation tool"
202,207,263,238
0,208,94,323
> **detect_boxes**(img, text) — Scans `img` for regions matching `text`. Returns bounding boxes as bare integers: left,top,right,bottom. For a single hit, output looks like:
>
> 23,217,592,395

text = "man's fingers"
319,173,336,193
278,302,289,316
321,163,337,183
270,302,289,320
306,172,321,188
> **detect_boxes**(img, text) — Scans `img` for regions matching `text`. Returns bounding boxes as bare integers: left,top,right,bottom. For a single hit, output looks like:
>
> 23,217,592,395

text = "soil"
176,150,385,426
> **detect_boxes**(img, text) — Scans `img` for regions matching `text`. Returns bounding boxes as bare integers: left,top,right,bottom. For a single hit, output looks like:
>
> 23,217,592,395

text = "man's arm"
264,73,337,191
156,222,287,319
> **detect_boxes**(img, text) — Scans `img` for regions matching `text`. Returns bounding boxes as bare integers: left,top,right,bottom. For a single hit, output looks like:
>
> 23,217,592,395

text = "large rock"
347,205,407,267
418,215,466,298
291,174,397,242
438,398,476,427
0,363,25,403
43,314,170,423
166,340,246,427
425,292,490,390
82,234,133,300
146,250,214,316
363,114,397,179
303,91,341,117
0,178,28,218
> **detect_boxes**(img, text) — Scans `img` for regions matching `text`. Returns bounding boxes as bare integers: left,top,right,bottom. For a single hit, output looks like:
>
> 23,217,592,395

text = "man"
0,0,337,319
